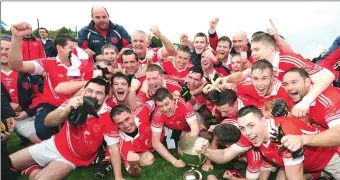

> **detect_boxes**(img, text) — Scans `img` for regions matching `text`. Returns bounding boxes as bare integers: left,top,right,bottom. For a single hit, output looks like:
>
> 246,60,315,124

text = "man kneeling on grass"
151,88,212,167
8,77,125,180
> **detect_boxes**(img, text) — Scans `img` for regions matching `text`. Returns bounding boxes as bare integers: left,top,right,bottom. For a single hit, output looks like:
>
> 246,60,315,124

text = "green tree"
152,36,163,47
0,27,12,36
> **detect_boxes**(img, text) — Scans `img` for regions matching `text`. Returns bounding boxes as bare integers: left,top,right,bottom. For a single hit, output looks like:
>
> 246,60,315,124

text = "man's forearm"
44,109,69,127
307,69,335,102
304,125,340,147
204,148,237,164
276,37,294,54
108,144,124,179
153,141,177,163
8,36,24,71
159,34,176,56
55,81,87,95
127,91,137,110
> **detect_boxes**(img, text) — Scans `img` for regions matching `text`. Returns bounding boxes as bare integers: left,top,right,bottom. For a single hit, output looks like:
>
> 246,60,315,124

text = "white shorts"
28,136,76,170
324,154,340,180
15,116,36,138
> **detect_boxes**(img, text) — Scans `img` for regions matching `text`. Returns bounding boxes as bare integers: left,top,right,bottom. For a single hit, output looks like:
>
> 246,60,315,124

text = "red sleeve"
136,91,149,104
151,108,165,130
279,53,323,76
185,101,196,119
209,31,218,51
246,149,262,179
319,47,340,70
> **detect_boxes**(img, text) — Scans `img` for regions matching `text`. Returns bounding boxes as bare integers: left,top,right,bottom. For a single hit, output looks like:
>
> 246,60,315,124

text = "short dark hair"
251,33,276,50
84,77,110,95
54,34,77,49
236,105,264,119
111,72,130,87
91,5,109,17
153,88,173,102
176,45,191,55
194,32,208,43
101,43,118,54
251,31,265,38
283,68,310,80
39,27,49,34
251,59,273,73
110,104,131,121
213,123,241,145
215,89,238,106
217,36,232,48
122,49,138,62
189,66,204,78
146,64,164,75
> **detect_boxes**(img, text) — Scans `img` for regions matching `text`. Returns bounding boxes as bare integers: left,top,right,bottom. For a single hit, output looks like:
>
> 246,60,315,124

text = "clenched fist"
11,22,32,38
209,17,219,30
194,137,209,154
127,151,140,164
150,25,161,38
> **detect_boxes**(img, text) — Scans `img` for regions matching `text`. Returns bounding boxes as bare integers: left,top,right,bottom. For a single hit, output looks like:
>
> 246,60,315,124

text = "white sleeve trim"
326,116,340,128
151,125,163,132
246,170,260,179
230,143,251,153
283,156,304,166
186,115,197,124
104,135,119,145
157,48,164,61
32,60,44,75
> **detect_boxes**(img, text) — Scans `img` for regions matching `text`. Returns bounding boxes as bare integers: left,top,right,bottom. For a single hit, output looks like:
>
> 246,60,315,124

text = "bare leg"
276,169,288,180
31,160,73,180
138,151,154,167
9,148,36,170
28,133,42,144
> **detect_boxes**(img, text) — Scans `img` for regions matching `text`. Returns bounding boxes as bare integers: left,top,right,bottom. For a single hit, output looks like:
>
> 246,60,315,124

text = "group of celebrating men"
1,4,340,180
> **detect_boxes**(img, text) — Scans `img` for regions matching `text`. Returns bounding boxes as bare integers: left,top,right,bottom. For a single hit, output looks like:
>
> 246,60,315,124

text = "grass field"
7,133,240,180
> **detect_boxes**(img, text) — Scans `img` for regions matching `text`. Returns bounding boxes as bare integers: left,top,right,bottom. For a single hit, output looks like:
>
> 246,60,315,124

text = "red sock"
21,164,41,175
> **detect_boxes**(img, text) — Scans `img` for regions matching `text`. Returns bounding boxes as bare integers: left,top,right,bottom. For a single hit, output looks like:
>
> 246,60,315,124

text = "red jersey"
136,78,181,104
233,79,294,108
308,86,340,128
118,104,154,161
22,38,45,61
151,99,196,135
1,70,19,104
260,117,337,171
273,52,324,81
163,60,192,80
32,56,93,107
54,103,119,166
193,93,215,112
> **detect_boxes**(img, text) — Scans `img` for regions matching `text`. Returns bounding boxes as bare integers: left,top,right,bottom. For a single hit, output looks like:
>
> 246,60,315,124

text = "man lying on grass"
9,77,125,180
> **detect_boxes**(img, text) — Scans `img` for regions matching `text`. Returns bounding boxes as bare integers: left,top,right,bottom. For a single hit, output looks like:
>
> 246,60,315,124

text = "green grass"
7,133,237,180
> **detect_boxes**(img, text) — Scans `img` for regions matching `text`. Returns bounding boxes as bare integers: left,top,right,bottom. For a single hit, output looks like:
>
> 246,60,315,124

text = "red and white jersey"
233,79,294,109
259,117,337,171
32,56,93,107
54,103,119,166
118,104,154,161
1,70,19,104
273,52,324,81
105,96,119,109
151,99,196,133
138,48,163,66
136,78,181,104
308,86,340,128
163,60,192,81
193,93,216,112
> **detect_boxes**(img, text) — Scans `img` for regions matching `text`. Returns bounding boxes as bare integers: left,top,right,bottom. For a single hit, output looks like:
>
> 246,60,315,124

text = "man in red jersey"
109,104,155,177
163,45,193,81
201,49,229,82
131,27,175,66
279,68,340,155
136,64,181,105
233,60,294,108
236,105,340,179
151,88,200,168
9,77,125,180
8,22,94,140
250,32,335,118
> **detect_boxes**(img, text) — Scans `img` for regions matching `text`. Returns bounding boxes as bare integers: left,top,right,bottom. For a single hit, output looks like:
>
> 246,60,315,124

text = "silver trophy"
178,136,208,180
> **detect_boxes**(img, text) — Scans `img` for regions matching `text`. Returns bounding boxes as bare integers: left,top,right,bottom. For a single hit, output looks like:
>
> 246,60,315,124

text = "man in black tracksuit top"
78,5,131,61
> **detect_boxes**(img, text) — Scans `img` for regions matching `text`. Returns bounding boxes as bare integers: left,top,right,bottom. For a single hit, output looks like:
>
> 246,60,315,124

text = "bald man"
78,5,131,61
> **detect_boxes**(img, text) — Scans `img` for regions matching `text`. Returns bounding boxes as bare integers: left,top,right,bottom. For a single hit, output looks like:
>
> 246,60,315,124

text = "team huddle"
1,4,340,180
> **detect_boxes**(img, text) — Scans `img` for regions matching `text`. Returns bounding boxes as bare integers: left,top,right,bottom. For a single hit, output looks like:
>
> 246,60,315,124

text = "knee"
140,152,154,167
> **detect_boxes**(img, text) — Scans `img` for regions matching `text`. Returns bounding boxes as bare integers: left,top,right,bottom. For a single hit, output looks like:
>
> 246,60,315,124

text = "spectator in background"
39,27,57,57
22,34,45,61
78,5,131,61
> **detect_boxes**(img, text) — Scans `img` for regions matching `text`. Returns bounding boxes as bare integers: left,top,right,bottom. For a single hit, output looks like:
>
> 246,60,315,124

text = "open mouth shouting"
288,90,301,102
115,89,127,101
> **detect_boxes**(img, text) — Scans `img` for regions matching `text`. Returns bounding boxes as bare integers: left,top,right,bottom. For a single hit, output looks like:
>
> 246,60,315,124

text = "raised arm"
150,25,175,58
267,19,294,54
8,22,36,74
